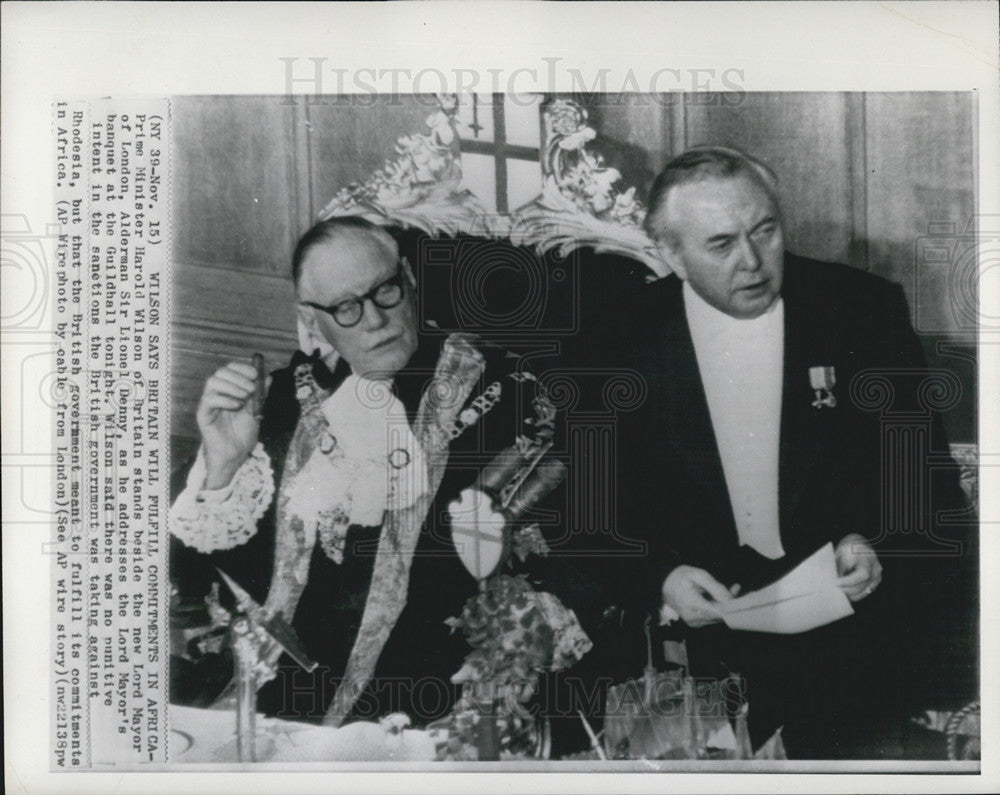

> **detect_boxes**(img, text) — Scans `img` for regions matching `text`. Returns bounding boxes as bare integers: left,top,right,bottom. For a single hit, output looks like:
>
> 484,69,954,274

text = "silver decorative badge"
809,366,837,409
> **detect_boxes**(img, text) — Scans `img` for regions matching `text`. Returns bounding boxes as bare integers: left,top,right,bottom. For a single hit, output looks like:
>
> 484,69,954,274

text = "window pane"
460,152,498,214
456,94,495,142
506,158,542,212
504,94,542,148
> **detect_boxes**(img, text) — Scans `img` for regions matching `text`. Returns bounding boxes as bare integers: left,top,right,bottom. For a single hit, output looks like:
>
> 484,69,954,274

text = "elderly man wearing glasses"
169,217,592,739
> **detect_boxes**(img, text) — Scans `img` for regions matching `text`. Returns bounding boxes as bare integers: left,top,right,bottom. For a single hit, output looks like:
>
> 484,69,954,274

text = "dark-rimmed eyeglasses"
299,261,407,328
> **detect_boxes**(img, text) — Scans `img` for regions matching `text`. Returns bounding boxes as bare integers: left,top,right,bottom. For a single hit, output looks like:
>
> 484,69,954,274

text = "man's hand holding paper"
661,565,739,628
715,543,856,634
834,533,883,602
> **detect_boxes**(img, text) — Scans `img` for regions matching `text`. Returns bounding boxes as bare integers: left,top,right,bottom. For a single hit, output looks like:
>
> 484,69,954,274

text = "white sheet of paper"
720,543,854,633
722,588,853,633
169,705,437,763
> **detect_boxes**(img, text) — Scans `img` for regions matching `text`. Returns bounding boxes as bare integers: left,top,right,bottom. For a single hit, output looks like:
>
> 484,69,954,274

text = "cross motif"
468,94,484,138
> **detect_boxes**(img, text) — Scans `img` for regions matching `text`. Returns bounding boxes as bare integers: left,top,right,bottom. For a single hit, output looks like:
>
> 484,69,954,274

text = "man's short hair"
644,146,780,243
292,216,398,283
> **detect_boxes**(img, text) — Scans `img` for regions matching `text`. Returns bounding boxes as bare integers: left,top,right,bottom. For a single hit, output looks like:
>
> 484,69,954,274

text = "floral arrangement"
437,573,554,760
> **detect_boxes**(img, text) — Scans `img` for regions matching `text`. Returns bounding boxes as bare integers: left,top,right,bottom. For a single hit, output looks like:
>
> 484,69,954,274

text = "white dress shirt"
683,282,786,559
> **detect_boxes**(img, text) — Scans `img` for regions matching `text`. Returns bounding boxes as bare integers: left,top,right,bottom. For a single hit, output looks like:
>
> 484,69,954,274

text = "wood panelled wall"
591,92,976,324
171,92,976,468
170,95,431,465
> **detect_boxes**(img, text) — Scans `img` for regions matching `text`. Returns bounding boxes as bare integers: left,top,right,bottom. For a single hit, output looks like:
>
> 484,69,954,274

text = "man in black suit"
571,147,973,758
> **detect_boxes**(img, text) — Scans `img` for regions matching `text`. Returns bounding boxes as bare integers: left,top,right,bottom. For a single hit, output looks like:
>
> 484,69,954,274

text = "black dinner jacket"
569,253,966,626
550,254,973,746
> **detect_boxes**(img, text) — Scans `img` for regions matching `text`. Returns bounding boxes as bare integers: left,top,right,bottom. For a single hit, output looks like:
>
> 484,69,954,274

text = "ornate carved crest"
316,96,498,237
509,99,667,276
316,95,668,276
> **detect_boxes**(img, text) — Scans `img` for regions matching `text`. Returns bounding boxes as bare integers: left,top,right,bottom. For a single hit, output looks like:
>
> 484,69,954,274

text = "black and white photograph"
164,90,980,766
3,2,997,792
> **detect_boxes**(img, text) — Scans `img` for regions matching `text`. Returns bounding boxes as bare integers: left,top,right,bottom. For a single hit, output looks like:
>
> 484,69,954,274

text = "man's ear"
296,303,340,366
656,240,687,280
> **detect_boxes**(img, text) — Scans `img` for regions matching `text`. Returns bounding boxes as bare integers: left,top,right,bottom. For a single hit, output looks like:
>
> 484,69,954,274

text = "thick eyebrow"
323,267,397,306
705,232,736,246
750,215,779,233
704,215,778,246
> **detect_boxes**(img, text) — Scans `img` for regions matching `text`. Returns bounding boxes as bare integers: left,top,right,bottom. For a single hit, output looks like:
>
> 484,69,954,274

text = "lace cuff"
535,590,593,670
170,444,275,553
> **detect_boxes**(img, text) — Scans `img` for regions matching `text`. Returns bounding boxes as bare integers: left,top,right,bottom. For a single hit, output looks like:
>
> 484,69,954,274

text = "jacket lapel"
777,259,826,552
637,278,739,550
